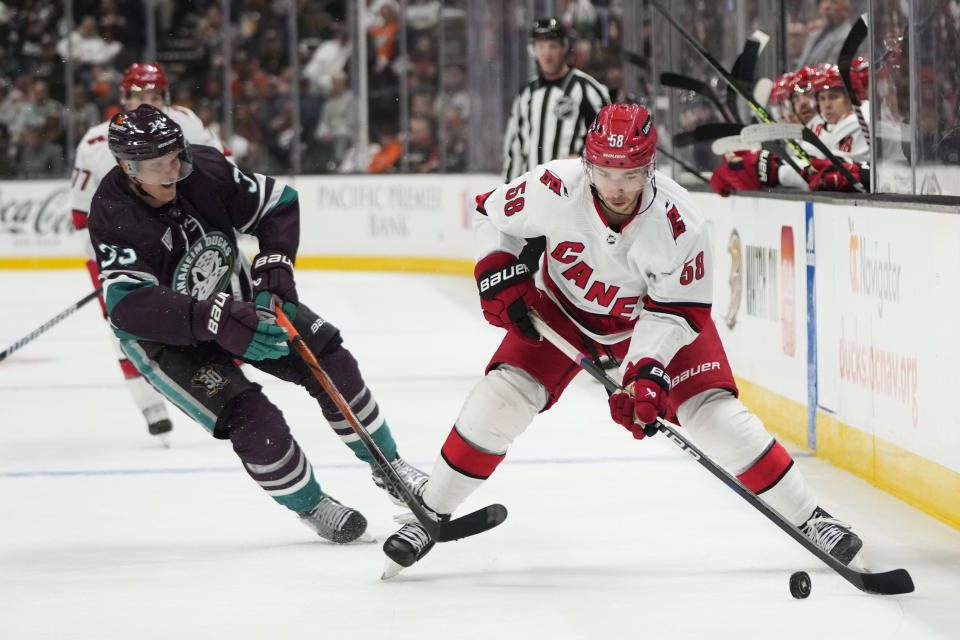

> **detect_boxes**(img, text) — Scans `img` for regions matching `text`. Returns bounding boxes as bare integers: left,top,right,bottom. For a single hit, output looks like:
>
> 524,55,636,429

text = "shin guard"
228,392,322,513
308,347,397,463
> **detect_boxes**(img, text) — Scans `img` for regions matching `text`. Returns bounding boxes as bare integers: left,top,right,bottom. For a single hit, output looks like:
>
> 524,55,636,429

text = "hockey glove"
608,359,671,440
192,292,290,361
709,150,780,197
475,251,541,342
805,157,868,192
252,251,299,321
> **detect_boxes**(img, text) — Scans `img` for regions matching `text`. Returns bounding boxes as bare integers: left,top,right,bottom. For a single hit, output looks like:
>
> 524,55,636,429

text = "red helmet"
811,63,845,95
770,71,796,105
792,65,820,94
849,56,869,102
584,104,657,169
121,63,169,100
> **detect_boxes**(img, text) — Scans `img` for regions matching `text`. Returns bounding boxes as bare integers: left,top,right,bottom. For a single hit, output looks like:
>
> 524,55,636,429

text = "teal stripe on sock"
274,466,322,512
346,421,397,463
121,340,217,432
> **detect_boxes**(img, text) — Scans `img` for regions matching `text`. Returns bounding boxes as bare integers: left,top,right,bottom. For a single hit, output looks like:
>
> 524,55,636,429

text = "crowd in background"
0,0,628,179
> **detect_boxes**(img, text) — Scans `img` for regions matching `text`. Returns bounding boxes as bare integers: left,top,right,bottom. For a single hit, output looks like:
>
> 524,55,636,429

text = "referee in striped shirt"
504,18,611,272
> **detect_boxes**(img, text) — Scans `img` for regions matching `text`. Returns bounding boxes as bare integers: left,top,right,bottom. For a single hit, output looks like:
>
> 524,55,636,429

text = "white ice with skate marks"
0,269,958,640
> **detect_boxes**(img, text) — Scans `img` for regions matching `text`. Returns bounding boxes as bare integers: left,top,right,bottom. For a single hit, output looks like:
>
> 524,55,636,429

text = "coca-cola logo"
0,184,76,237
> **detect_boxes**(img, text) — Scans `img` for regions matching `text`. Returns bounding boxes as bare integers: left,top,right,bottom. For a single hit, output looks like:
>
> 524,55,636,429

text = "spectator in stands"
15,118,63,178
408,34,438,88
434,64,469,121
796,0,851,68
369,2,399,73
405,115,439,173
439,104,468,172
10,80,62,142
302,22,351,96
57,15,123,67
314,70,355,171
787,20,811,70
69,85,101,139
0,75,26,135
365,125,402,173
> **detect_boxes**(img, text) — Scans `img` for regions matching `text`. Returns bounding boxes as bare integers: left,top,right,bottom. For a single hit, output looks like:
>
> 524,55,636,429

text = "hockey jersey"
86,146,298,345
71,104,229,230
475,158,713,369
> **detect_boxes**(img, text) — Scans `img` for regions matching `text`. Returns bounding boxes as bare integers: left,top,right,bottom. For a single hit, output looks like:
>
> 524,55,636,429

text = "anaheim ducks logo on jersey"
172,231,236,300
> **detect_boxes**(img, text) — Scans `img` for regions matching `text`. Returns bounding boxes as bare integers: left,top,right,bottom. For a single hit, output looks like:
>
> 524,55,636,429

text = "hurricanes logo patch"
192,364,230,397
172,231,236,300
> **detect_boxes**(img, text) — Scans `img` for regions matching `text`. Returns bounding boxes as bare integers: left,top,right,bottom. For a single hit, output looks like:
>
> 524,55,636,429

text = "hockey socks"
229,392,322,513
310,347,399,464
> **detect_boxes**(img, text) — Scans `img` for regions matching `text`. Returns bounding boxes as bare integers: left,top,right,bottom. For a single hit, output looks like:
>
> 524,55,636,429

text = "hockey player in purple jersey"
382,103,864,574
87,105,426,542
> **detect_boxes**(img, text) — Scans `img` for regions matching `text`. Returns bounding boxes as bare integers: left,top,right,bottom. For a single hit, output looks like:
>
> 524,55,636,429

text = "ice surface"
1,270,957,639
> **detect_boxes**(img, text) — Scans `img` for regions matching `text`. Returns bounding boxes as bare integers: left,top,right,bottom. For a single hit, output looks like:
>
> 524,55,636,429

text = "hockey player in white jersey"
69,62,230,444
383,103,863,575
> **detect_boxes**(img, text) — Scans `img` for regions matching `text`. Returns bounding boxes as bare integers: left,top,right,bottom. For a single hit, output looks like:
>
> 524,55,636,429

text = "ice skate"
382,519,437,579
801,506,863,565
143,404,172,447
298,493,368,544
371,455,428,506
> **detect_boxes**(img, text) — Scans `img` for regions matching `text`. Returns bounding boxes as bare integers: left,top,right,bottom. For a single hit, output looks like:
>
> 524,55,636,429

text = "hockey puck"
789,571,811,599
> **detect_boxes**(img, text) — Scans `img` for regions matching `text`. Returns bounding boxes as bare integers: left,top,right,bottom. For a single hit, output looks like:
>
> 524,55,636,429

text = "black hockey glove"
252,251,298,321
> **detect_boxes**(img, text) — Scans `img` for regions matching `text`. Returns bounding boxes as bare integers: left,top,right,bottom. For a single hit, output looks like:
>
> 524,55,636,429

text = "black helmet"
530,17,567,43
108,104,192,183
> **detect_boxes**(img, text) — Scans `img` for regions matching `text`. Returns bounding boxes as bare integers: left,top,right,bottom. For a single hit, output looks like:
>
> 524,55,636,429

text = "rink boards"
1,173,958,529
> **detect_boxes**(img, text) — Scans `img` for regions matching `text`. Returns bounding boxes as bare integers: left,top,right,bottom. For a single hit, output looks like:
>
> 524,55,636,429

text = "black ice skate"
382,520,438,579
801,506,863,565
298,494,368,543
371,455,428,506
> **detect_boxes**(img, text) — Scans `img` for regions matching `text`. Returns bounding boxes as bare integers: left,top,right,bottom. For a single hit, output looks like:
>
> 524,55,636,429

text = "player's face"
791,92,817,125
817,87,852,124
124,88,165,111
533,40,567,77
128,150,181,204
590,164,651,215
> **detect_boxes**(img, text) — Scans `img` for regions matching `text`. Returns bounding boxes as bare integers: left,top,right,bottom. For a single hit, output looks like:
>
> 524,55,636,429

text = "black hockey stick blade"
623,49,648,69
857,567,915,595
673,123,745,147
438,503,508,542
838,16,868,107
0,287,103,363
529,311,913,596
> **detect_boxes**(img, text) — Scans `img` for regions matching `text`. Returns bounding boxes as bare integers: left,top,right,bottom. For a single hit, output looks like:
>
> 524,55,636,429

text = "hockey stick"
672,122,745,147
655,145,711,186
273,306,507,542
837,15,871,148
710,135,759,156
0,287,103,363
528,311,914,596
651,0,816,182
725,30,769,122
740,123,866,192
660,72,737,123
